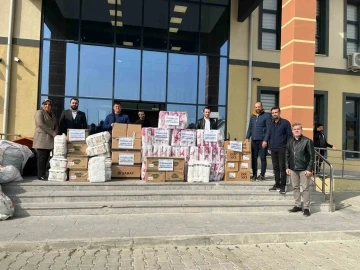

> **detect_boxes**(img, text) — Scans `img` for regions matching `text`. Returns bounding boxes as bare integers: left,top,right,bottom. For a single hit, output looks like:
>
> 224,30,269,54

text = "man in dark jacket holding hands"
286,123,315,217
58,98,88,135
103,101,130,133
268,106,292,194
246,102,271,181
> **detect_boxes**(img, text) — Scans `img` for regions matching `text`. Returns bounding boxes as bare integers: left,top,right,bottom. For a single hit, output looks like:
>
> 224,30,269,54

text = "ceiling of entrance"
54,0,226,33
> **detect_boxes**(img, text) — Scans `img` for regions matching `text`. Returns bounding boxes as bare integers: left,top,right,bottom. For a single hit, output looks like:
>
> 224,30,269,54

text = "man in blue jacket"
267,106,292,194
103,101,130,133
245,102,271,181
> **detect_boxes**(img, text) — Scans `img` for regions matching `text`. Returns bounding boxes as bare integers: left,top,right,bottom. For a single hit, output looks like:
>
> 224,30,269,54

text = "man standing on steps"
313,123,336,174
286,123,315,217
245,102,271,182
58,98,88,135
267,106,292,194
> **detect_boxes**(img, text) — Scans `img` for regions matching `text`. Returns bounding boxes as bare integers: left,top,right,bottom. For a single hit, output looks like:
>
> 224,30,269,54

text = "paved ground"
1,240,360,270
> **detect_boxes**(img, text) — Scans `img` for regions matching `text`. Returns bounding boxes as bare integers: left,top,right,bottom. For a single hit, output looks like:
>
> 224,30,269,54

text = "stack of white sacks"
141,111,225,182
85,132,112,182
48,134,68,181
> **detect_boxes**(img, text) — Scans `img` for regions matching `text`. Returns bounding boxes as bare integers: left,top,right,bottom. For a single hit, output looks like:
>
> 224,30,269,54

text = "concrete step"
8,190,325,204
14,200,331,217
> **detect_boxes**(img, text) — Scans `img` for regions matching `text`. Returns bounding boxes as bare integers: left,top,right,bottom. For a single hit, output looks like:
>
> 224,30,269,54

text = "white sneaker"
276,188,280,192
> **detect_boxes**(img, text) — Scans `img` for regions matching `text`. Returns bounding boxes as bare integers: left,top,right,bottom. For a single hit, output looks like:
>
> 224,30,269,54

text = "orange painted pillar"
279,0,316,138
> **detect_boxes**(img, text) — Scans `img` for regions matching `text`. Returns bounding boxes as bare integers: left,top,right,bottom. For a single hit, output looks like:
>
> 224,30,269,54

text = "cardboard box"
127,124,142,139
238,171,251,181
225,161,239,172
112,123,127,138
112,151,141,165
67,129,89,142
239,161,251,171
67,142,87,156
111,165,141,179
242,140,251,153
224,171,251,181
241,153,251,161
224,142,241,161
112,138,141,150
67,156,88,169
166,171,185,181
146,157,185,172
69,169,88,182
144,172,166,182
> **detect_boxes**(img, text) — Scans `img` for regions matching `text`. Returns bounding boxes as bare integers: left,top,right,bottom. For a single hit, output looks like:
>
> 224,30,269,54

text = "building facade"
0,0,359,159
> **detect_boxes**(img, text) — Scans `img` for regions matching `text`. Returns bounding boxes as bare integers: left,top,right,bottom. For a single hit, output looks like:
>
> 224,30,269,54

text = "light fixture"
14,57,21,63
111,21,123,27
123,41,133,46
169,27,179,33
170,17,183,24
174,5,187,13
108,0,121,4
171,46,181,51
109,10,122,17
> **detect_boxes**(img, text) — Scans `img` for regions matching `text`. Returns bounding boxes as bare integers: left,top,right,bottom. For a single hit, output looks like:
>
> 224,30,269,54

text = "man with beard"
314,123,336,174
135,111,152,128
58,98,88,135
267,106,292,194
195,107,217,130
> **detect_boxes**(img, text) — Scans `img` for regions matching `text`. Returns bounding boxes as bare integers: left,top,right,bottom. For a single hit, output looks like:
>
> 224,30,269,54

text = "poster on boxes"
118,137,134,149
154,129,169,141
68,129,86,142
228,141,243,152
165,115,180,126
203,130,217,142
158,159,174,171
181,130,195,142
119,154,135,165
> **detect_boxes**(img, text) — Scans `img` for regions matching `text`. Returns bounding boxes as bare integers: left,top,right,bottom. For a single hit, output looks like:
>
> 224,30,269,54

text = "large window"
346,2,360,55
344,96,360,158
259,0,328,54
258,87,279,112
40,0,229,131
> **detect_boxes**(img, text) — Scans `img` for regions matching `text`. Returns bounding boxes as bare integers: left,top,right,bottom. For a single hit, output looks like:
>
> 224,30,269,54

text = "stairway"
2,179,331,217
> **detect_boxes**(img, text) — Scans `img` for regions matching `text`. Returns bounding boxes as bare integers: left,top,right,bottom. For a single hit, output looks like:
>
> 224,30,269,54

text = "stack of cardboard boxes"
144,157,185,182
224,140,251,181
66,129,89,182
111,123,142,180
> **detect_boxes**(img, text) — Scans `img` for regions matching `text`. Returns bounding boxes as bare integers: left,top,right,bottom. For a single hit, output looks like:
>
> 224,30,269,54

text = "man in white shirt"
195,107,217,130
58,98,88,135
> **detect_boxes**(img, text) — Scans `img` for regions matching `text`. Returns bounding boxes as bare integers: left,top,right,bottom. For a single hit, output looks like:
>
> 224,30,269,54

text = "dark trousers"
271,148,287,188
36,149,51,178
251,140,267,177
315,149,326,173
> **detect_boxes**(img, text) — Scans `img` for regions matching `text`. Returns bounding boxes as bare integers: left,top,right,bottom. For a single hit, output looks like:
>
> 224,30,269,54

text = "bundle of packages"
171,147,190,163
48,169,68,181
105,158,112,181
88,156,107,183
158,111,188,129
86,131,111,147
86,143,111,157
141,128,153,146
197,146,225,181
196,130,224,147
142,145,153,161
187,160,211,183
171,129,196,147
53,134,67,156
153,128,171,146
189,146,199,161
153,145,172,157
0,140,33,175
210,164,225,181
0,165,23,184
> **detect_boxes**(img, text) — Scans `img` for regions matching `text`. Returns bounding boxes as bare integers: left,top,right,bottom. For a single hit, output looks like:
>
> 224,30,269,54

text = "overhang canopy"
237,0,263,22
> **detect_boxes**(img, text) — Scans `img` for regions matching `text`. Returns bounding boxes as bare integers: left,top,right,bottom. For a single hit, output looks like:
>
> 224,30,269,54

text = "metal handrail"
0,133,22,140
314,150,334,212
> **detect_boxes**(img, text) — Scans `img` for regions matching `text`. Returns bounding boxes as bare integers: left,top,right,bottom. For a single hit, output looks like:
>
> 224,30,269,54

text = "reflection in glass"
167,104,197,129
345,99,357,118
167,54,198,103
200,5,229,56
79,45,114,98
43,0,80,41
143,0,169,50
78,99,112,130
116,0,142,47
198,56,227,106
81,0,115,44
41,41,78,97
114,48,141,100
141,51,167,102
346,121,357,137
169,1,199,53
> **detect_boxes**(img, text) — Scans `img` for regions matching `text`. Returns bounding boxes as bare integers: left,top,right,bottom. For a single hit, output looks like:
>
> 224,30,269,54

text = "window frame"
343,93,360,159
344,1,360,58
257,86,279,112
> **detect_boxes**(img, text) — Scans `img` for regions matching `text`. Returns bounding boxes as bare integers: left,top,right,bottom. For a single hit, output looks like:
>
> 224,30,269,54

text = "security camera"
252,77,261,82
14,57,21,63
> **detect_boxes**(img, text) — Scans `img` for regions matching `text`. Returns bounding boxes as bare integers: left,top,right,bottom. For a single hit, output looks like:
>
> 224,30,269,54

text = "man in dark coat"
195,107,217,130
58,98,88,135
314,123,336,173
135,111,152,128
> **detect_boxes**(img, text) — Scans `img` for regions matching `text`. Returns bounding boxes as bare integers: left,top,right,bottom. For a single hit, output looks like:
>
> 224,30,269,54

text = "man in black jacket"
268,106,292,194
195,107,217,130
314,124,336,173
58,98,88,135
286,123,315,217
245,102,271,181
135,111,152,128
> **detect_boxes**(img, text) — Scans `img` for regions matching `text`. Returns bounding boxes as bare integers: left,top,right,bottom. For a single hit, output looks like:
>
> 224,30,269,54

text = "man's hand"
52,131,57,137
111,123,114,127
245,139,249,142
332,145,337,150
262,141,267,149
304,170,313,177
286,169,291,176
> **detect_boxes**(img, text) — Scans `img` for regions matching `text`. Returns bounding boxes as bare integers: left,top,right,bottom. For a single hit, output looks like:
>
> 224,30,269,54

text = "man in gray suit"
58,98,88,135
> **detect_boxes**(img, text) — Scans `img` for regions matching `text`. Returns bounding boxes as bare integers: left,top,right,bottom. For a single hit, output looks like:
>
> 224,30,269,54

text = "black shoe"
269,186,277,191
250,176,257,182
279,188,286,194
257,175,265,181
303,209,311,216
37,176,46,180
289,206,303,213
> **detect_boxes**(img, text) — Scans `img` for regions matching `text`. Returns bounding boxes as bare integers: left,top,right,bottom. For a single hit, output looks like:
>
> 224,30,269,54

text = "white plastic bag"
48,169,67,182
86,143,110,157
86,132,111,147
0,191,15,220
0,165,23,184
88,156,106,183
0,140,33,173
49,157,67,170
53,134,67,156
